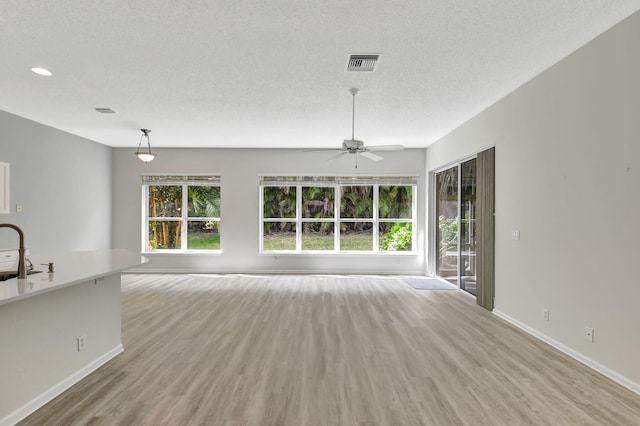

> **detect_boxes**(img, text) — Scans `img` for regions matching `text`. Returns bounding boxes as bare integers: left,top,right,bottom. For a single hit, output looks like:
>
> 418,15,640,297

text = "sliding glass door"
460,158,477,295
435,158,477,295
436,166,459,285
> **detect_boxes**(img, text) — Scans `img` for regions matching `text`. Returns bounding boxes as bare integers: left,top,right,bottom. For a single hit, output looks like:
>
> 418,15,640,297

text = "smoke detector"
346,54,380,72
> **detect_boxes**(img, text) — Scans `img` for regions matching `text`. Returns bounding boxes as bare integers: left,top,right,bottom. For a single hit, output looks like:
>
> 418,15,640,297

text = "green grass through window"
264,232,391,251
187,233,220,250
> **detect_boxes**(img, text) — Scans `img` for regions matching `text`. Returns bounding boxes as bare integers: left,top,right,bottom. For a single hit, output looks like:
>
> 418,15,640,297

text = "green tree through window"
144,176,221,252
260,176,416,253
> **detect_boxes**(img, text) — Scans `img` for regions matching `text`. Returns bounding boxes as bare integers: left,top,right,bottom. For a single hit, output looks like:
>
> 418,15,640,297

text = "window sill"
259,251,418,256
141,250,223,256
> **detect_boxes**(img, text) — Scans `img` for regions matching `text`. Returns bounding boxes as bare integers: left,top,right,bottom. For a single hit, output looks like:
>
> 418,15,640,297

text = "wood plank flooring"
20,274,640,425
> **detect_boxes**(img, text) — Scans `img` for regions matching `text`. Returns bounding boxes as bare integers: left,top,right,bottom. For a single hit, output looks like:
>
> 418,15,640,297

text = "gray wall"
113,148,426,274
0,111,112,254
426,12,640,389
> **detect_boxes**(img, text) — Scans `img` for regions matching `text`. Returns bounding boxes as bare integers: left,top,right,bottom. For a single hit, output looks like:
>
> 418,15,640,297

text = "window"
378,185,414,252
261,176,416,253
143,175,221,252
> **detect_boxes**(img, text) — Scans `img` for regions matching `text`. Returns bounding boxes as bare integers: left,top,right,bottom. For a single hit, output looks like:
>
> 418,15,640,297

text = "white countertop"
0,249,148,306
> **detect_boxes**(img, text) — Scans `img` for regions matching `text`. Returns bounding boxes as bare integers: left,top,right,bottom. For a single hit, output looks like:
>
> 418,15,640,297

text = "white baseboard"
493,310,640,396
125,269,427,276
0,345,124,426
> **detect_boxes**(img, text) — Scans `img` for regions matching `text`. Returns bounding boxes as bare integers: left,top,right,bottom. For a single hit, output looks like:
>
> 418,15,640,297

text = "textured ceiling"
0,1,638,149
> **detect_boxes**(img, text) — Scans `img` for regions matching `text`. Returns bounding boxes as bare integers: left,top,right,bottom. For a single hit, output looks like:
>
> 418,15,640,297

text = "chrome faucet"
0,224,27,279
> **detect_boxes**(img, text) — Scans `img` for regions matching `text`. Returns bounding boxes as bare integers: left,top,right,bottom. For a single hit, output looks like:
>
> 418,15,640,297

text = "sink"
0,270,42,281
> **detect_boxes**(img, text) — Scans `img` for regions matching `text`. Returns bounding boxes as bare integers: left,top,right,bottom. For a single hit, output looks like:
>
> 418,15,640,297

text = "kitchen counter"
0,248,148,306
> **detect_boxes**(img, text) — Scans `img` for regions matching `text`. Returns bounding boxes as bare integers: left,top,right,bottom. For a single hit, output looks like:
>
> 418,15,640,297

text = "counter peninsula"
0,249,148,426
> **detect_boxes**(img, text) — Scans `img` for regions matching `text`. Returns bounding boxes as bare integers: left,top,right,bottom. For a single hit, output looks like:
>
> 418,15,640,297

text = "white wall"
426,12,640,388
0,111,113,253
113,148,426,274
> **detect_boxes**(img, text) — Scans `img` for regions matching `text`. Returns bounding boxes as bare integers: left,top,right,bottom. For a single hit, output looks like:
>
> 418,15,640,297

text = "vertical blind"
476,147,495,311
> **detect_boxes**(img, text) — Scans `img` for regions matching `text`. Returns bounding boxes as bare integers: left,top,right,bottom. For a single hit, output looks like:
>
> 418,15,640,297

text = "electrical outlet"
543,308,549,322
511,230,520,241
584,327,594,342
77,335,87,352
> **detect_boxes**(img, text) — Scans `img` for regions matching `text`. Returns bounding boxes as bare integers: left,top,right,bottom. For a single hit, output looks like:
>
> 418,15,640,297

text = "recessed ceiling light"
31,67,52,76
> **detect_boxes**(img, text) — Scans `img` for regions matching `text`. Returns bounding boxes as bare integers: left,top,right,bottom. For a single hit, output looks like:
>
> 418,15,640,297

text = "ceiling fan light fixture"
135,129,156,163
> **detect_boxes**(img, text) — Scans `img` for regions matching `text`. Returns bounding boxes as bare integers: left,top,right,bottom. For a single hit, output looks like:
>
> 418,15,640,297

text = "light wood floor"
21,274,640,425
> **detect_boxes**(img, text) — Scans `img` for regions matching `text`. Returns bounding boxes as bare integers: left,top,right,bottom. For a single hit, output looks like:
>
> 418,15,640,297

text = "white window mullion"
296,184,302,251
457,164,462,283
335,184,340,251
259,185,265,251
181,184,188,250
373,183,379,253
142,185,149,252
412,185,417,251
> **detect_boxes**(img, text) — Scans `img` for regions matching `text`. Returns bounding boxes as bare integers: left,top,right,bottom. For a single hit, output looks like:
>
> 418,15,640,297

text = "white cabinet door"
0,162,9,214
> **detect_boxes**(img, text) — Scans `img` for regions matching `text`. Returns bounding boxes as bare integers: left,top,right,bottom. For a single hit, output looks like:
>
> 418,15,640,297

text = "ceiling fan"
308,88,404,168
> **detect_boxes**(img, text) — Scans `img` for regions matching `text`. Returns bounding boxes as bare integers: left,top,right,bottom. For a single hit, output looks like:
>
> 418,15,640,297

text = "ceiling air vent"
95,107,117,114
347,54,380,72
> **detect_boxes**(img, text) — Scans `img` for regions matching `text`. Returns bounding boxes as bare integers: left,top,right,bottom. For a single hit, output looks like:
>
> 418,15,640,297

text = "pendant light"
135,129,156,163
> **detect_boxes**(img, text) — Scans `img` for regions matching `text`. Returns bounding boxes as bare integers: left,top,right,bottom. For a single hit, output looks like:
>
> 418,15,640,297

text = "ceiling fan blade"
328,151,349,161
303,148,343,152
365,144,405,151
360,151,384,161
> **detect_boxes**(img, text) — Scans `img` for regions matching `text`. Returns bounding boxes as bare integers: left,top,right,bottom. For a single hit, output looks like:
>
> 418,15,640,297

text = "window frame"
142,174,221,253
260,176,417,254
